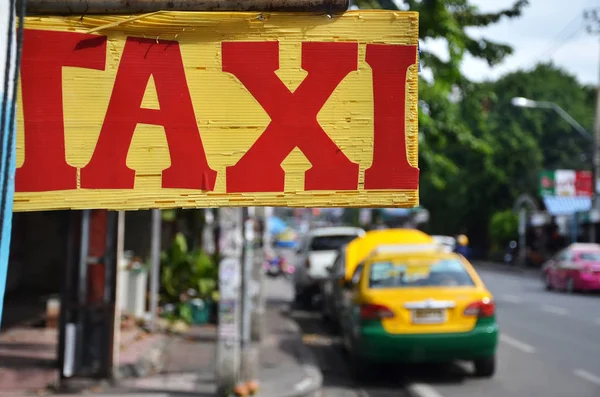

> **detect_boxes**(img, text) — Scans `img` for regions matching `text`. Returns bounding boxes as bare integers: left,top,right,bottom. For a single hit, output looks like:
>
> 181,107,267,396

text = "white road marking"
500,294,523,304
358,389,371,397
499,334,536,354
455,361,473,374
574,369,600,386
408,383,445,397
541,304,568,316
293,378,312,392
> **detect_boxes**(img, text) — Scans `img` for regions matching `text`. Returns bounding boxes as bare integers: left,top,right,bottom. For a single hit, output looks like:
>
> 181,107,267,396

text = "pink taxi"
542,243,600,293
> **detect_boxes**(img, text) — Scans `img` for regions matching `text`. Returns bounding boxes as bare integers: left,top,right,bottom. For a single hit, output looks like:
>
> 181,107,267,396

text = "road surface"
266,257,600,397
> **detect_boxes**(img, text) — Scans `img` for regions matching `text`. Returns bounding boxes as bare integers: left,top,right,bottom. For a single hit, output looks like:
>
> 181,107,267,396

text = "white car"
432,235,457,253
293,226,366,306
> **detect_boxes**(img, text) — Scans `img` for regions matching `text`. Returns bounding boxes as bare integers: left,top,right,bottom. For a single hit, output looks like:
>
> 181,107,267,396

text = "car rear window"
579,252,600,261
368,259,475,289
310,235,359,251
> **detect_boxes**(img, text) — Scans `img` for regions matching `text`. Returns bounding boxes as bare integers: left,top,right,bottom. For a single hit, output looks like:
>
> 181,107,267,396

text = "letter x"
222,41,360,193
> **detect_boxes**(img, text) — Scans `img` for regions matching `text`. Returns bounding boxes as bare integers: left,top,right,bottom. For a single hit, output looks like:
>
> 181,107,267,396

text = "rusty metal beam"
26,0,348,15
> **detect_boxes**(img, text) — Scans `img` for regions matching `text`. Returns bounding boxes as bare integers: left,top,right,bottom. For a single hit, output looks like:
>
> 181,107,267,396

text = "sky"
422,0,600,85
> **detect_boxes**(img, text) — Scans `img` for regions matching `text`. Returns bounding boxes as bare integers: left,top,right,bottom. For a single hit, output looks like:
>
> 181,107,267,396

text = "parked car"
322,228,436,329
338,246,498,381
341,228,435,282
542,243,600,293
293,227,365,306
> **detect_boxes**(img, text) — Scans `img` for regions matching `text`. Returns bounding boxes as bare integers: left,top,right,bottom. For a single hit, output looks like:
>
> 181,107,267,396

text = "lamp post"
511,97,597,243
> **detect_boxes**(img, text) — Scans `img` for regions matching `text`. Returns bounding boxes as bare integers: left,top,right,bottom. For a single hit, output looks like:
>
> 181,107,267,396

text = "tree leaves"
352,0,594,251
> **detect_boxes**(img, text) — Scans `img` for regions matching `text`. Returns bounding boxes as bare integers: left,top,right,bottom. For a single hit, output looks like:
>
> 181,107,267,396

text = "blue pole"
0,0,23,328
0,102,16,328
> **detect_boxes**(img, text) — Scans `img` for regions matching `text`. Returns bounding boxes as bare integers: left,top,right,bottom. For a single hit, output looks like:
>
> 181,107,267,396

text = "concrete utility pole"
239,207,258,387
585,7,600,242
251,207,269,342
215,208,244,397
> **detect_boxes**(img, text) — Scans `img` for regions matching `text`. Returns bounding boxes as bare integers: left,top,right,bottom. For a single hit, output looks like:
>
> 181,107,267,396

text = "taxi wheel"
474,356,496,378
349,353,373,382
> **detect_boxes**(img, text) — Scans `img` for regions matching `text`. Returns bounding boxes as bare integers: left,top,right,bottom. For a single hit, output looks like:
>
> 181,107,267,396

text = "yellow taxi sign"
344,229,434,280
14,11,420,212
366,243,441,259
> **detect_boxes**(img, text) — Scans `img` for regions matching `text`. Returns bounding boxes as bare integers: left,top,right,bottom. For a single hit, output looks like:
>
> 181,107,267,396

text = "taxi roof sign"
364,243,441,260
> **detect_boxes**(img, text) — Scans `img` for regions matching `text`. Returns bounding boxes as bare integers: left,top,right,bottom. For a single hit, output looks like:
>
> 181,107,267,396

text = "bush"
161,232,218,308
489,210,518,251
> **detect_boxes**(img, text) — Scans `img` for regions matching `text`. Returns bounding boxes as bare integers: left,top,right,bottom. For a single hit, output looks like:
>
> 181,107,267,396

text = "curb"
278,317,323,397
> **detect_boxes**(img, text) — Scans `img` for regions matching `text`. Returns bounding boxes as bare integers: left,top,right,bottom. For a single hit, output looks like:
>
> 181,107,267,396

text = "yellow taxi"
338,245,498,380
343,229,434,281
322,228,434,327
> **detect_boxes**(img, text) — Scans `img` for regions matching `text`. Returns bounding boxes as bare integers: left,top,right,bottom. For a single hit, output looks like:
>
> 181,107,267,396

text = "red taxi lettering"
16,30,418,194
81,37,217,190
364,44,419,190
17,30,106,192
222,41,360,193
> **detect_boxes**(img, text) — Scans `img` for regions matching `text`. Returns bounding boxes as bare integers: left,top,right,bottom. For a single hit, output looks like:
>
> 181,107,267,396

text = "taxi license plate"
412,308,446,324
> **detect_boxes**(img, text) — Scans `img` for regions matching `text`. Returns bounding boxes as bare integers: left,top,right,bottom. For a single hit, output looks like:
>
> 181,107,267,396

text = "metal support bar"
102,211,118,378
26,0,348,15
76,210,91,373
112,211,125,379
149,209,161,333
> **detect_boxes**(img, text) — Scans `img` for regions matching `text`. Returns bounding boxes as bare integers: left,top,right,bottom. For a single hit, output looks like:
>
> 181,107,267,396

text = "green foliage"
162,302,194,324
350,1,596,253
161,232,218,305
342,208,361,227
489,210,518,248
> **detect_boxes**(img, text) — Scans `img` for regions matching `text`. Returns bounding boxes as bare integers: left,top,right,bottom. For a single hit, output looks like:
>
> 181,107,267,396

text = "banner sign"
14,11,420,211
539,169,592,197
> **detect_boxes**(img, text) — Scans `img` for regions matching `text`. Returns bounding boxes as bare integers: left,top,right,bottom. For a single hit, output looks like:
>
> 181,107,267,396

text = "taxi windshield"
368,258,475,289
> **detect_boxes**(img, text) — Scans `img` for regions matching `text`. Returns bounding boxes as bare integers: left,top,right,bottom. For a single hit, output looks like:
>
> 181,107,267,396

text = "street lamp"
511,97,593,142
511,96,598,243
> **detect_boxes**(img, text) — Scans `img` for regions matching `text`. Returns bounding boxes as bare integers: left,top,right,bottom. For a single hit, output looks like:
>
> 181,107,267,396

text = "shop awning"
542,196,591,216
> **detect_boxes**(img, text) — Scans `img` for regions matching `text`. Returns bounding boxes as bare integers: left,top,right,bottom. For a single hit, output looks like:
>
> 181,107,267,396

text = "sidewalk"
23,301,321,397
0,323,166,396
113,302,321,397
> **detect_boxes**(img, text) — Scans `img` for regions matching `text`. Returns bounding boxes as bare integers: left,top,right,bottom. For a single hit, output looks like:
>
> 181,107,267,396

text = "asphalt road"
266,253,600,397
